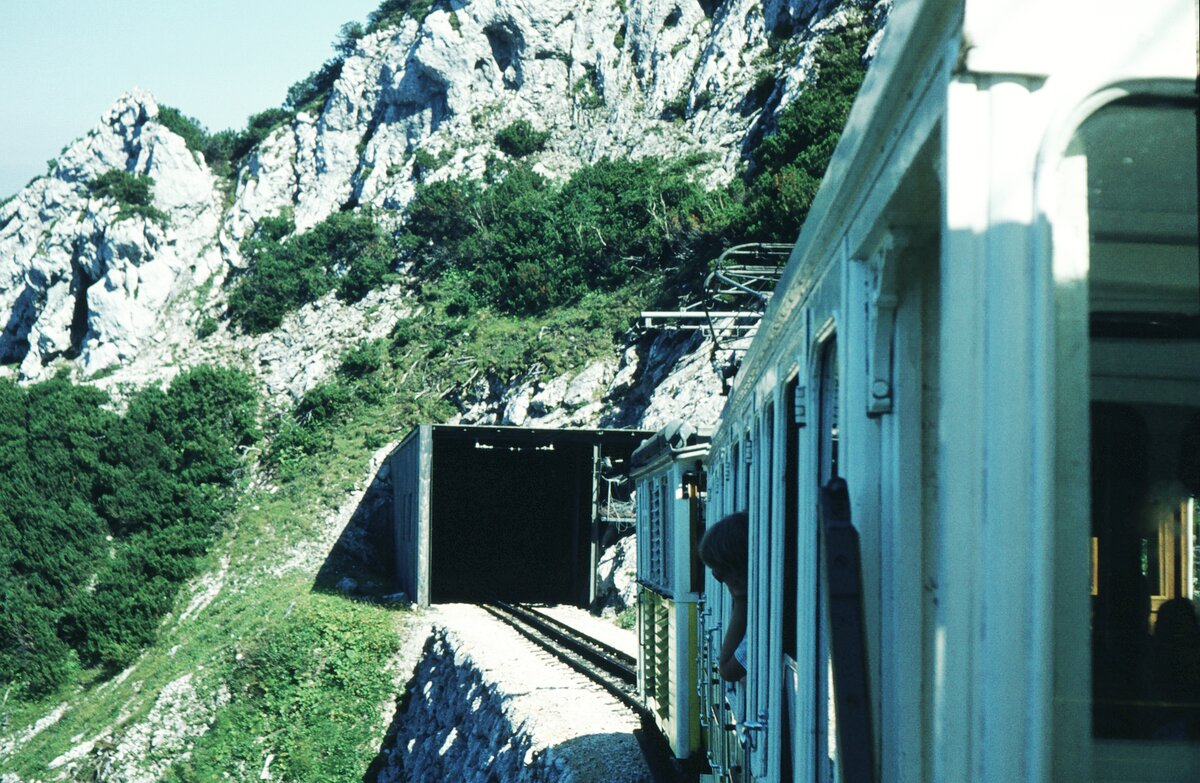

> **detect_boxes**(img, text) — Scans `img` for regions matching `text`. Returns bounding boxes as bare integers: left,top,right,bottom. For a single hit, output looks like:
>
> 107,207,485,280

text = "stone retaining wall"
372,606,650,783
375,630,571,783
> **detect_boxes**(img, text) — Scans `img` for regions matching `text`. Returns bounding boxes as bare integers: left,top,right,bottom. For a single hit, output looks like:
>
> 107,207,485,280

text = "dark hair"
699,512,749,572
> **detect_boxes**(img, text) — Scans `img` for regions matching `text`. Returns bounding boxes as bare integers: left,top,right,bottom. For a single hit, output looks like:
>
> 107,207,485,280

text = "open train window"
1058,95,1198,777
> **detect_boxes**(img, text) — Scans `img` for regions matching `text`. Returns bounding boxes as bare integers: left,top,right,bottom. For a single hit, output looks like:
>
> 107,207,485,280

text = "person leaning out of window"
700,511,749,681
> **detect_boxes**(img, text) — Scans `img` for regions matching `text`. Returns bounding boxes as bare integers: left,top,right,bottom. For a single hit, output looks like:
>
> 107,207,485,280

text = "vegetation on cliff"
227,210,395,334
741,21,873,241
229,16,871,326
87,170,170,224
400,156,741,315
0,367,257,698
162,591,402,782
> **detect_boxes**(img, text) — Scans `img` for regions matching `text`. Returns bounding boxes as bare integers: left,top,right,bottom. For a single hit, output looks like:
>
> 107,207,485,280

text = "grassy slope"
1,288,644,781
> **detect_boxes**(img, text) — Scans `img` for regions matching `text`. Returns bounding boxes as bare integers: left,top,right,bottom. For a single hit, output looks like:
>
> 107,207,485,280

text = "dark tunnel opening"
430,438,593,605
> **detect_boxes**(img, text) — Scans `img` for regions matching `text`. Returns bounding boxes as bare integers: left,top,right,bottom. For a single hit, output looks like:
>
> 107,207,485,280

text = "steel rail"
497,602,637,676
481,602,640,710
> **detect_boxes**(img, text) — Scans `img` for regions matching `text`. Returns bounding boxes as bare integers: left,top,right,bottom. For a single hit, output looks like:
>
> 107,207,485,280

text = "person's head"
1155,597,1200,642
700,512,749,597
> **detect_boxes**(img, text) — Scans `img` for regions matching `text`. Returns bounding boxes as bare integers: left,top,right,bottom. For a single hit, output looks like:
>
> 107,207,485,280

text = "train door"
729,432,748,778
700,452,728,779
1052,95,1199,781
816,336,841,782
747,399,778,779
780,374,803,783
709,433,750,781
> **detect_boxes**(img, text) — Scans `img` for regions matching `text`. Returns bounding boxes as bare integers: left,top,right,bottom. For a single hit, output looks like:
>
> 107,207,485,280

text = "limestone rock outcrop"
0,91,224,383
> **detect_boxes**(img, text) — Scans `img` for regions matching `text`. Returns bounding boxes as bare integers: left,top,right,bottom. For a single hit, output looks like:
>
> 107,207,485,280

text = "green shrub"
746,68,777,110
572,65,605,109
408,150,432,181
295,381,359,426
0,368,258,694
87,170,169,224
389,317,422,348
185,108,296,179
366,0,434,31
494,119,550,158
267,416,332,473
661,92,688,120
196,316,218,339
286,59,343,113
228,211,395,333
157,106,209,156
335,21,365,57
156,105,293,179
89,169,150,204
233,109,294,161
741,22,871,240
400,156,739,314
338,339,388,379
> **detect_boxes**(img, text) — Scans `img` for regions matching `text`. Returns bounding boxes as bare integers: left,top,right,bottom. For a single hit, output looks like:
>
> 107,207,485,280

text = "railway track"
480,602,641,711
480,602,689,783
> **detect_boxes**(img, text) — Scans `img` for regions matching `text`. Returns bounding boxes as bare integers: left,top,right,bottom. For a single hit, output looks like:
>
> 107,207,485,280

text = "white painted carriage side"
699,0,1196,781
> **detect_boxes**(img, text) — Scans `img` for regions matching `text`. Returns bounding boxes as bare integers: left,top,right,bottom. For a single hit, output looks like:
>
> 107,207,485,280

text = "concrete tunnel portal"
391,425,649,607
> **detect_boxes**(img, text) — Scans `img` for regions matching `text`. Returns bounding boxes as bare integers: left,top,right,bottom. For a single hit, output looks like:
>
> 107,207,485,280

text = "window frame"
1048,80,1200,782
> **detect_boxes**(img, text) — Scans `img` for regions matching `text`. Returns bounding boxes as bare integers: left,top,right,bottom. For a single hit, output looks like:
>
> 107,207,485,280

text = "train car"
630,421,711,765
691,1,1198,782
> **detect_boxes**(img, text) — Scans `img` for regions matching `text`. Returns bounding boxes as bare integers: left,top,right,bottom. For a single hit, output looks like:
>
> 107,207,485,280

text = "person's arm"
718,593,747,681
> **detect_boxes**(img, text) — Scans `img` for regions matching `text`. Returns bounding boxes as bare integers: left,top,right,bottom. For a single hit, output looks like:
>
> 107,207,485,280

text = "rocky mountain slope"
1,0,884,422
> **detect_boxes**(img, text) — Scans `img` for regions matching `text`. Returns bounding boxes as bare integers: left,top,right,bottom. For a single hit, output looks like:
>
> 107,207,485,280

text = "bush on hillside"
0,368,257,696
155,104,295,180
161,595,400,781
741,22,871,241
400,156,741,314
494,120,550,158
157,106,209,156
87,170,169,224
366,0,435,31
335,21,366,57
398,17,872,312
227,211,396,334
338,339,388,379
286,59,343,114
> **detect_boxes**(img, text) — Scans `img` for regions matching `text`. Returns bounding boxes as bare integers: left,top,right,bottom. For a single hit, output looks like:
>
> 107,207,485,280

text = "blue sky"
0,0,384,197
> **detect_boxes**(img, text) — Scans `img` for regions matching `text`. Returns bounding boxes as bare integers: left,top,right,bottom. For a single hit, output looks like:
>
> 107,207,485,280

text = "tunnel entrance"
391,425,649,607
431,437,591,603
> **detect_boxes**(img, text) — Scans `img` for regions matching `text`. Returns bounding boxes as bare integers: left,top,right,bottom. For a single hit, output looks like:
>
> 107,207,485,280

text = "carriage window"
784,377,800,660
1075,99,1199,746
